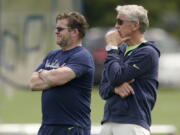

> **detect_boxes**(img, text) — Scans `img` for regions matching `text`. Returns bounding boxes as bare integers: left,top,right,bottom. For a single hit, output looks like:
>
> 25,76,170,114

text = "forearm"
104,50,149,87
105,61,131,86
104,52,129,87
29,72,50,91
39,67,76,86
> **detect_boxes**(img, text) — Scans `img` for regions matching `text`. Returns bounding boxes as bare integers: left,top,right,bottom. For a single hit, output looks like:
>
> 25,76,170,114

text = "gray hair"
116,5,149,33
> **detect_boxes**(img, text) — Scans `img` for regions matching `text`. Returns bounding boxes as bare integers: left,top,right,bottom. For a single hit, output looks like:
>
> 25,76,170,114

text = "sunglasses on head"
55,26,70,32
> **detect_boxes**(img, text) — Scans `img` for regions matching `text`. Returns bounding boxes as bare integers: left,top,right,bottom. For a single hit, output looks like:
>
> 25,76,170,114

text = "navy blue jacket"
99,41,160,130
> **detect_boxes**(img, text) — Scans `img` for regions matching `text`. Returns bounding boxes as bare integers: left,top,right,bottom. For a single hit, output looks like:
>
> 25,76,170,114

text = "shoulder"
137,42,160,57
74,46,93,60
68,47,94,68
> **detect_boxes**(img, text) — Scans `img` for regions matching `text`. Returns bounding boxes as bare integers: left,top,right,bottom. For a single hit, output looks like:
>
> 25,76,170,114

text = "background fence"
0,0,83,90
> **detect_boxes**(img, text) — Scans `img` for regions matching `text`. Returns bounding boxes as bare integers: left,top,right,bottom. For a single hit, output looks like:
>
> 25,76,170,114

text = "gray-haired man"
99,5,160,135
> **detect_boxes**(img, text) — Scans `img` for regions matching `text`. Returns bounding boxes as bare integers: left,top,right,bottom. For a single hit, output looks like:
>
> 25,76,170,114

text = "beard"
57,39,68,48
56,36,70,48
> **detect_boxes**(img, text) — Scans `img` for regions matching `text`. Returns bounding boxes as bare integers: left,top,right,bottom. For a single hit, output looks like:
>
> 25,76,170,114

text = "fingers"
105,30,129,46
105,30,120,46
126,83,135,95
114,82,134,98
105,30,121,46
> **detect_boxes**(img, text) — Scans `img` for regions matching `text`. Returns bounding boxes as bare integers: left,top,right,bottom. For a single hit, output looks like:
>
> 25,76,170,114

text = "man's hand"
29,72,50,91
105,30,130,46
114,79,135,98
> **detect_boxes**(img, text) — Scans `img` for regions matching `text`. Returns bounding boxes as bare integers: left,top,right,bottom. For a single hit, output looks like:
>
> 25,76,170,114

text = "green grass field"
0,87,180,134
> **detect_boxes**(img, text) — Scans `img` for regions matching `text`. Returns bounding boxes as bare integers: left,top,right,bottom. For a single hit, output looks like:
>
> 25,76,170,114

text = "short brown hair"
56,12,89,39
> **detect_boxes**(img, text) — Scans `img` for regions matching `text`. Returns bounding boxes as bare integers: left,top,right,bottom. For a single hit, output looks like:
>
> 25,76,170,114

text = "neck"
126,32,146,46
62,40,82,51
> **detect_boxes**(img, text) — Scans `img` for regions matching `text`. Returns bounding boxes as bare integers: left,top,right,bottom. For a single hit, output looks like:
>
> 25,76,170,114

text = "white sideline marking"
0,124,177,135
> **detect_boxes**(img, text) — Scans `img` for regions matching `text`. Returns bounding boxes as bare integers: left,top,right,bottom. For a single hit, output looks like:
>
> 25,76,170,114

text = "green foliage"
84,0,180,38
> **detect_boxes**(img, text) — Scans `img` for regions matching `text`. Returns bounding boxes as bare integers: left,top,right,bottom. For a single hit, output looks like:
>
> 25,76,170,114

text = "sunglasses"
55,26,70,32
116,19,125,25
116,18,133,25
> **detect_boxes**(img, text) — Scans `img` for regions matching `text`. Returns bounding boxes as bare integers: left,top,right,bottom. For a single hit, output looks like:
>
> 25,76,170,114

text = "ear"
70,28,79,37
132,21,140,31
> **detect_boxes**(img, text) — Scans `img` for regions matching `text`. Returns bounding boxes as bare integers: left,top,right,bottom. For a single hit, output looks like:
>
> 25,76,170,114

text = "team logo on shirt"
133,64,140,70
45,59,59,69
127,51,133,56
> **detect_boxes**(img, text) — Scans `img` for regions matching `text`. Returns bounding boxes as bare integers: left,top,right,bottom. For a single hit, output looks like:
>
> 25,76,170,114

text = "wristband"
105,45,118,51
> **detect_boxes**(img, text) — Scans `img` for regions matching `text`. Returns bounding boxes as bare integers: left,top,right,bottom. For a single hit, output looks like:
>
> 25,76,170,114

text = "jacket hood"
119,41,161,57
140,41,161,57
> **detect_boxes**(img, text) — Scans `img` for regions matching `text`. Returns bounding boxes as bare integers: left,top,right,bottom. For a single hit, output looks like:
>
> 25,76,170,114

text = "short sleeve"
65,51,94,77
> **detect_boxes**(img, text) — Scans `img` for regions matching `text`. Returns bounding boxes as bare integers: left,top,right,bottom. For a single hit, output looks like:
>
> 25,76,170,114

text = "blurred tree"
83,0,180,39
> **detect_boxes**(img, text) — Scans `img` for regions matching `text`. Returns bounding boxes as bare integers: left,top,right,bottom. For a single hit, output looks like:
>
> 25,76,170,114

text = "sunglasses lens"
56,26,64,32
117,19,123,25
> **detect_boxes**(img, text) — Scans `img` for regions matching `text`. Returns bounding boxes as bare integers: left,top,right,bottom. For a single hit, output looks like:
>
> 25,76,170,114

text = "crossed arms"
114,80,135,98
101,31,135,98
29,66,76,91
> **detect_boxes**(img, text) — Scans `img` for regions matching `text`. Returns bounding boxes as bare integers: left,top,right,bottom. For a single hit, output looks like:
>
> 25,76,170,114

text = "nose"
115,23,120,30
55,29,59,35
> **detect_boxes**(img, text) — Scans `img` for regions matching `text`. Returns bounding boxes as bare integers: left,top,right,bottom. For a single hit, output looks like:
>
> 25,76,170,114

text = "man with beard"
99,5,160,135
29,12,94,135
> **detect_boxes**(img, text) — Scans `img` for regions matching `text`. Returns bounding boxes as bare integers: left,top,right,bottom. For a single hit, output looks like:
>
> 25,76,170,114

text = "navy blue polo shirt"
36,46,95,129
